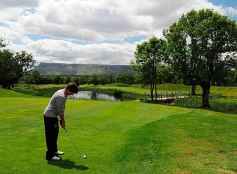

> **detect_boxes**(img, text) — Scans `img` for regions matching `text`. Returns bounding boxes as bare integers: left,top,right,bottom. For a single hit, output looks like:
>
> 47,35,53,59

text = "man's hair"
65,82,79,93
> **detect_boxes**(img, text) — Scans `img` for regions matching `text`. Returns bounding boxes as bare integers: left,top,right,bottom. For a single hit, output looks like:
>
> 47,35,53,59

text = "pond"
70,90,117,101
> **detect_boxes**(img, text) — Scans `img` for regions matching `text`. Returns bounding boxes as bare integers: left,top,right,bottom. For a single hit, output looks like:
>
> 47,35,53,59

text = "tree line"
22,64,184,85
22,71,137,85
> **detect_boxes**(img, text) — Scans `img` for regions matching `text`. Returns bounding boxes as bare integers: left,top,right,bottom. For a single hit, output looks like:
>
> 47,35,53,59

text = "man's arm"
59,113,65,129
55,96,66,129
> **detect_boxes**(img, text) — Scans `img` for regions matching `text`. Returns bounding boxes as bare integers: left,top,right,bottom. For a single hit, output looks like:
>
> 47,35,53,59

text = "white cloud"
26,39,135,64
19,0,153,42
0,8,23,21
0,0,38,9
19,0,224,42
223,7,237,17
0,0,235,64
0,22,32,51
0,0,38,21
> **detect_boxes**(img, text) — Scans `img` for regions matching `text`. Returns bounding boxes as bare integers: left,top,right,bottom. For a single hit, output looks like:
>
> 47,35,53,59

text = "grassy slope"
0,88,31,97
0,88,236,174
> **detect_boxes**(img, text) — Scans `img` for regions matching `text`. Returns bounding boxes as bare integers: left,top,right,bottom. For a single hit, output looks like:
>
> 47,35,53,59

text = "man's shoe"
49,156,62,161
56,150,64,155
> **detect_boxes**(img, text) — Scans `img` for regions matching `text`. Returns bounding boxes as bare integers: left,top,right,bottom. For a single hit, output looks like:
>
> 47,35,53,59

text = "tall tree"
134,37,167,101
0,45,34,88
0,49,15,88
165,9,237,107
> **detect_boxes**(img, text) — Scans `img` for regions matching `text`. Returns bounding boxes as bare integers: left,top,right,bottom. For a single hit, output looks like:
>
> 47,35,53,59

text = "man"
44,83,79,161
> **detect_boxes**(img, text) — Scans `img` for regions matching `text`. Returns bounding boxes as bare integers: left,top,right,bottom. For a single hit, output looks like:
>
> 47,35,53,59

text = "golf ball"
82,154,87,159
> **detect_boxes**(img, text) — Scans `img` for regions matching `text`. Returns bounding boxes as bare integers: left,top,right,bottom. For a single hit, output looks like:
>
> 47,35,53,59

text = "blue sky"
210,0,237,7
27,34,49,41
210,0,237,20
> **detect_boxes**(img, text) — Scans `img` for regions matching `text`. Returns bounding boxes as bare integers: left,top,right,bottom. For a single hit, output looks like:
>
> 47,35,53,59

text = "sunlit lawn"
0,87,236,174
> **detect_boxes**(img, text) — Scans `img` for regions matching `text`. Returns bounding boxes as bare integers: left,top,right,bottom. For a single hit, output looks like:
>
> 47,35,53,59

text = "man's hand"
60,119,66,129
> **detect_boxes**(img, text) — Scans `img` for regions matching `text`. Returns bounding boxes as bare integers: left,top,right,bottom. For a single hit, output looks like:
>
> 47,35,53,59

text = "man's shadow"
48,159,89,170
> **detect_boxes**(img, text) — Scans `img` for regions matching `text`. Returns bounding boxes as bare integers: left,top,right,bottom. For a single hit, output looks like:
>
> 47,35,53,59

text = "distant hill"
35,63,134,75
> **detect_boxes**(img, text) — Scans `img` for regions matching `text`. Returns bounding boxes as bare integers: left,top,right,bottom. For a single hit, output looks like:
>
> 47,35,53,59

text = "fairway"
0,89,237,174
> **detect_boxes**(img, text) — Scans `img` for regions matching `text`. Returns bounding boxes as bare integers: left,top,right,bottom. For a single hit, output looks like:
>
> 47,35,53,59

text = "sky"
0,0,236,65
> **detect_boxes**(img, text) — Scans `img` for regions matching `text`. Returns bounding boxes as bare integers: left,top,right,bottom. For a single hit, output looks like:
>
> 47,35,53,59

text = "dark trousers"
44,116,59,160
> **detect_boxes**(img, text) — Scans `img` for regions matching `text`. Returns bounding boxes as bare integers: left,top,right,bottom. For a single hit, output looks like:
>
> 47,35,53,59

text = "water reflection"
71,91,116,101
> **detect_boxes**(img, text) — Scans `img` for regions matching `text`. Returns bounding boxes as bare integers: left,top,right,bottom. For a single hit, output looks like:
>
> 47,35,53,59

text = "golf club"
63,128,87,160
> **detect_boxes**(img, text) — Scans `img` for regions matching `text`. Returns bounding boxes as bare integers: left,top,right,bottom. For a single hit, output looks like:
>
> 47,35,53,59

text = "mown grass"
116,111,237,174
0,87,236,174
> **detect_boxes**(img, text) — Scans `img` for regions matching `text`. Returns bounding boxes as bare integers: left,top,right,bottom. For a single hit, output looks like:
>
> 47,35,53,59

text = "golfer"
43,83,79,161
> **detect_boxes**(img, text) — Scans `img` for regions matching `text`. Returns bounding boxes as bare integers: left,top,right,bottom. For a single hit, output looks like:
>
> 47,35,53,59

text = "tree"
64,76,71,84
165,9,237,107
157,64,176,83
212,53,237,86
54,76,64,84
134,37,167,101
24,70,41,84
14,51,34,73
223,68,237,85
89,75,99,85
116,73,135,84
0,45,34,88
0,39,6,47
0,49,15,88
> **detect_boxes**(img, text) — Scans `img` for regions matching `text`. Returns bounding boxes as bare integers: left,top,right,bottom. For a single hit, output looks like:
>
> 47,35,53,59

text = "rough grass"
174,96,237,114
0,86,236,174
